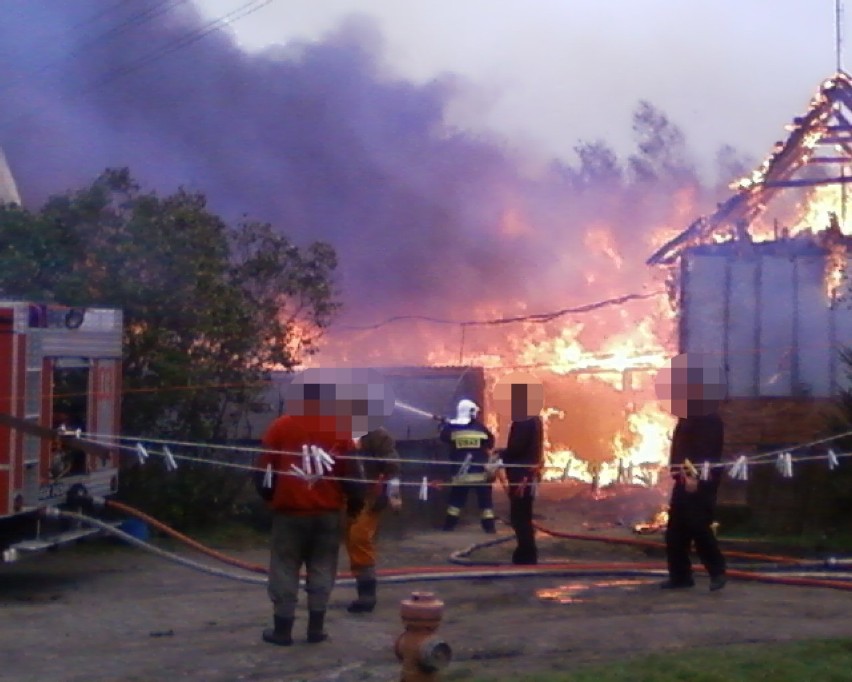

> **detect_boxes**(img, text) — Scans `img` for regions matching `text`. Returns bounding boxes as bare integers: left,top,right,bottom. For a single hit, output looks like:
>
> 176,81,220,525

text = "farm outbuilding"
648,73,852,529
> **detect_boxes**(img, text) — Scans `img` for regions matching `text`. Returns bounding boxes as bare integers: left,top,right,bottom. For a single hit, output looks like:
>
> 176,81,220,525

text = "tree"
0,169,340,527
627,101,698,187
571,139,624,190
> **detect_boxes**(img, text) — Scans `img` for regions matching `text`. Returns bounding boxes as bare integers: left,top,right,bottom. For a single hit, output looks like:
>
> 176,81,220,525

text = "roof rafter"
648,71,852,265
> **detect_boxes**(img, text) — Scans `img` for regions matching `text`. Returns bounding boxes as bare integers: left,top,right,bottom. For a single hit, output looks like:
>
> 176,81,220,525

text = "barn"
648,72,852,530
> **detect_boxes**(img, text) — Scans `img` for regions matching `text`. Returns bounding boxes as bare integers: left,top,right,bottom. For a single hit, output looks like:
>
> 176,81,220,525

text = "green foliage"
0,168,340,528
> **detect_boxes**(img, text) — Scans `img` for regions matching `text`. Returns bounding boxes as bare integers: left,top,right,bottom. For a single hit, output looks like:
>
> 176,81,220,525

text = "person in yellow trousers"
345,427,402,613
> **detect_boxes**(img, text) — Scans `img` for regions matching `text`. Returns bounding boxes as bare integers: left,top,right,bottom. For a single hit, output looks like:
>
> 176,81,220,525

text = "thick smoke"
0,1,741,362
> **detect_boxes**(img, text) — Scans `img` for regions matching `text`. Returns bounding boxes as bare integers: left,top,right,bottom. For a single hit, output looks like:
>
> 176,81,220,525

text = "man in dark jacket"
658,354,727,592
499,380,545,565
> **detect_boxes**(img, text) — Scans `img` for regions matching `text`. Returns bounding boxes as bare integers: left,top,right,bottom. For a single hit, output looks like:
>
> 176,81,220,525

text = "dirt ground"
3,486,852,682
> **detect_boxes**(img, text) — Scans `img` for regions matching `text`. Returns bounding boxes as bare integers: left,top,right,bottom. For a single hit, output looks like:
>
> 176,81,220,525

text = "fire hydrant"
394,591,452,682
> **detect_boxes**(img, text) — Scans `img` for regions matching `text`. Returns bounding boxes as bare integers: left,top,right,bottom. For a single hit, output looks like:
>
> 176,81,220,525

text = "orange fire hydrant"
394,591,452,682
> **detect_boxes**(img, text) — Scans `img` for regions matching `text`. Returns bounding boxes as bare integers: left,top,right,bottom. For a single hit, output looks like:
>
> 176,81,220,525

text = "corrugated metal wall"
681,250,851,398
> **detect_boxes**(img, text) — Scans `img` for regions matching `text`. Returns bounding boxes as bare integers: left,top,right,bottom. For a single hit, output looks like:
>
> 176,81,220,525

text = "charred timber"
763,175,852,188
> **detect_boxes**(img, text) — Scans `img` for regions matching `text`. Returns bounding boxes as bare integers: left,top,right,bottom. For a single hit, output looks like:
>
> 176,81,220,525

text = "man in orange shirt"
254,385,366,646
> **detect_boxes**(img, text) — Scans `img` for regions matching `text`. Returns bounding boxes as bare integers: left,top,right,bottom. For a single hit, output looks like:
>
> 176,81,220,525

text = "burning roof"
648,71,852,265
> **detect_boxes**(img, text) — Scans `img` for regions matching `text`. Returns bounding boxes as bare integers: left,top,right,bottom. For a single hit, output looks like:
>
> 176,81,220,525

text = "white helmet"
449,399,480,425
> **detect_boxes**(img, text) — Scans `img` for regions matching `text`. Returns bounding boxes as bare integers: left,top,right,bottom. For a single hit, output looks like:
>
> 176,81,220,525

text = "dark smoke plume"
0,1,735,357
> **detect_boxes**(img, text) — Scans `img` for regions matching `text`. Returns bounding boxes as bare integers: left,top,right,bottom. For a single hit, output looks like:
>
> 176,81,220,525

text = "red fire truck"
0,300,122,562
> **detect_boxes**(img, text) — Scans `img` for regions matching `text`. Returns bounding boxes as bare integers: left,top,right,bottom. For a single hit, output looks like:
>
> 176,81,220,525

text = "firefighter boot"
348,576,378,614
442,511,460,532
481,511,496,534
307,610,329,643
262,616,293,646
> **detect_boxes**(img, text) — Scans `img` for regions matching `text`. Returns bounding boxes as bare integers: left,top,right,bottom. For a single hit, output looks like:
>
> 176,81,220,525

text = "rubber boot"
481,517,496,534
347,577,377,614
307,610,328,643
262,616,293,646
442,514,459,532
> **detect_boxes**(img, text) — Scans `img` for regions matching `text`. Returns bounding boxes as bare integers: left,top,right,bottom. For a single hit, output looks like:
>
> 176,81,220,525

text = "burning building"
648,72,852,506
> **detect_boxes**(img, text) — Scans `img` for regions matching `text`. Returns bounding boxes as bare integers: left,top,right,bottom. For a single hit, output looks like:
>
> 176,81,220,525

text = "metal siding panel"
683,255,727,360
112,359,122,469
834,261,852,392
13,335,25,491
0,469,8,516
796,256,832,396
727,259,759,397
758,257,795,396
91,361,118,470
37,330,121,358
0,310,13,486
39,359,52,481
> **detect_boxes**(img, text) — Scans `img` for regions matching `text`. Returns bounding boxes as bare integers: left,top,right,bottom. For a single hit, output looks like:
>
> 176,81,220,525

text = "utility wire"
336,291,667,332
0,0,190,97
0,0,276,134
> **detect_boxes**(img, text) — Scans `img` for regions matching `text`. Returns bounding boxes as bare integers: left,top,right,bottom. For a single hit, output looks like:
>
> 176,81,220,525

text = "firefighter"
345,426,402,614
499,381,545,565
254,385,366,646
440,399,497,533
658,354,727,591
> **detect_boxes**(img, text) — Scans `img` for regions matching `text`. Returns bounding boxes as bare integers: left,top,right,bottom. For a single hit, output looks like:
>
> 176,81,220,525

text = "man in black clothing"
496,376,545,565
658,353,727,592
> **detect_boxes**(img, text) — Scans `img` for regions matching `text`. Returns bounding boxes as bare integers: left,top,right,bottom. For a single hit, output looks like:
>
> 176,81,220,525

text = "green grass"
719,528,852,555
152,520,268,551
460,639,852,682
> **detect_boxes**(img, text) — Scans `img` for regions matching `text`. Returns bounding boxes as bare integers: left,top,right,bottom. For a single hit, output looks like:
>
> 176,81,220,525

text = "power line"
0,0,190,97
335,291,667,332
0,0,276,134
86,0,274,91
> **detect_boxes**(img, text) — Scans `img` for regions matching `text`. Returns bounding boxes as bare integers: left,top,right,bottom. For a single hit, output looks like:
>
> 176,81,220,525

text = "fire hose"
52,501,852,592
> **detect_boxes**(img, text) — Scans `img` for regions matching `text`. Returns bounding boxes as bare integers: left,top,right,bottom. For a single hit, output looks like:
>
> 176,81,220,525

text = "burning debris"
632,507,669,535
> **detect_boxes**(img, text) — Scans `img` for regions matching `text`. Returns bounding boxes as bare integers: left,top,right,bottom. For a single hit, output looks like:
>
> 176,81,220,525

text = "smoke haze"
0,1,745,362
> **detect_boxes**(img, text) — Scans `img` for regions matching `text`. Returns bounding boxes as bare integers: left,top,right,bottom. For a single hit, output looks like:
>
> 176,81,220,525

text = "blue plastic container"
119,518,150,542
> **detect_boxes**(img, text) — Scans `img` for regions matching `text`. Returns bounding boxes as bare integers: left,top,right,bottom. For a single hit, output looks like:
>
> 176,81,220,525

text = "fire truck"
0,300,122,562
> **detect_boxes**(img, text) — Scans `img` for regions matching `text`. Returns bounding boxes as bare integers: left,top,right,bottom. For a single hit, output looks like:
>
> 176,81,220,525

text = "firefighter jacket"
439,419,495,476
255,414,366,515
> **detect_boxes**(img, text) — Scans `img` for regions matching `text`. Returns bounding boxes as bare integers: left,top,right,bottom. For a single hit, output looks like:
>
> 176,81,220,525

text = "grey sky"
196,0,844,176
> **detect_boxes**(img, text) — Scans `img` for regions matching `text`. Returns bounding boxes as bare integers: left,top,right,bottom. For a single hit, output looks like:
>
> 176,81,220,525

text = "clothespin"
302,445,313,476
828,448,840,470
458,454,473,477
701,461,710,481
310,445,335,474
135,443,149,465
729,455,748,481
418,476,429,501
263,463,273,488
163,446,178,471
783,452,794,478
728,456,740,479
776,453,786,474
560,461,572,481
74,428,82,438
531,479,539,498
